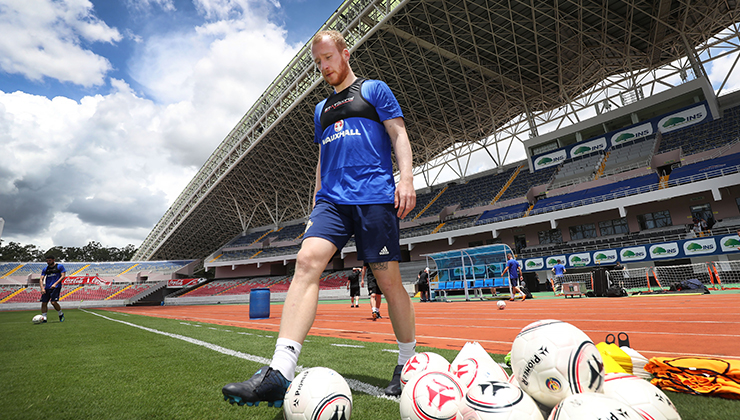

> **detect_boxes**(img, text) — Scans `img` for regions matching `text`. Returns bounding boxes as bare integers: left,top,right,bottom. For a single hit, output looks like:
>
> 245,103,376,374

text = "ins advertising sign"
533,149,567,171
525,258,544,270
720,235,740,252
611,123,653,145
657,104,707,133
620,246,647,262
649,243,680,259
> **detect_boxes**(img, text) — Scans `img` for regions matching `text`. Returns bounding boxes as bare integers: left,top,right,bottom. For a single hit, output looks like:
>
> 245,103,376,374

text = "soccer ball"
401,352,451,389
497,301,506,310
459,379,544,420
32,314,44,324
510,320,604,409
283,367,352,420
400,370,465,420
603,372,681,420
548,392,644,420
450,357,509,390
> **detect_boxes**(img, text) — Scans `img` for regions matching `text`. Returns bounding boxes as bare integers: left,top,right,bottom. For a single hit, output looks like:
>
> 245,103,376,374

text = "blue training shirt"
553,263,565,276
506,259,520,279
313,79,403,205
41,263,66,289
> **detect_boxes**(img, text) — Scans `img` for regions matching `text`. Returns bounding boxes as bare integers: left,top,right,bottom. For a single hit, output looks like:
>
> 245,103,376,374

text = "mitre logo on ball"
334,120,344,132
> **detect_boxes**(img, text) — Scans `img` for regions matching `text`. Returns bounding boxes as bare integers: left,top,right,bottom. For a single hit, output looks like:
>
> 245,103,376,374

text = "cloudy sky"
0,0,343,250
1,1,738,253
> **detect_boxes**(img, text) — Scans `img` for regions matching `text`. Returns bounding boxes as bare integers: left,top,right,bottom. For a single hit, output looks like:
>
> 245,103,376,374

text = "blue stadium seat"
484,278,494,288
474,279,484,288
453,281,463,289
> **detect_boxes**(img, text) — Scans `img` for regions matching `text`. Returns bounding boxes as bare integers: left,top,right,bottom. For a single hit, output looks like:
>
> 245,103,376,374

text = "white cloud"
707,50,740,95
0,0,121,86
0,0,302,249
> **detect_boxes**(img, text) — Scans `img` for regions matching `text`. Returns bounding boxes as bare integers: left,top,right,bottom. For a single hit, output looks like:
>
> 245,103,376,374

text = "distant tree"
0,241,43,262
0,240,139,262
43,246,65,261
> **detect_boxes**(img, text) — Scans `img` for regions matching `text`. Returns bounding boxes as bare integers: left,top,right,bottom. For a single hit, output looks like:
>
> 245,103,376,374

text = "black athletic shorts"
40,286,61,303
367,276,382,295
350,286,361,297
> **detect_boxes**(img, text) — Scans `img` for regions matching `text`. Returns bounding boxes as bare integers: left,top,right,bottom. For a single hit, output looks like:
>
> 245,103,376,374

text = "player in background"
501,253,526,301
418,267,430,302
222,29,417,407
39,255,65,322
551,259,566,294
347,267,363,307
362,261,383,319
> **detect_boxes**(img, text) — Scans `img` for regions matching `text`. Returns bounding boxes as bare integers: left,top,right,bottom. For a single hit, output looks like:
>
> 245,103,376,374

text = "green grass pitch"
0,308,737,419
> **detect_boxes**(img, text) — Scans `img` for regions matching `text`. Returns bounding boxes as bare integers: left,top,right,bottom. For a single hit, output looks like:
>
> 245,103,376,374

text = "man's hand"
395,177,416,219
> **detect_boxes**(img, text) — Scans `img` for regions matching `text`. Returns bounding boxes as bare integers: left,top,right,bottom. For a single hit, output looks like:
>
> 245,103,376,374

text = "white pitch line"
83,310,398,402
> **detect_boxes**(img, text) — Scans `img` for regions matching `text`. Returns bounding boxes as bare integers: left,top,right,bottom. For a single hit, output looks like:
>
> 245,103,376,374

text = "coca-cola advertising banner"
63,276,111,285
167,278,203,288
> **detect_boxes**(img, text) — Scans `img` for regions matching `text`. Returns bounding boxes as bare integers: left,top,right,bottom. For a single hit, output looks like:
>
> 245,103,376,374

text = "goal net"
710,261,740,289
651,263,716,290
606,267,652,293
553,272,594,293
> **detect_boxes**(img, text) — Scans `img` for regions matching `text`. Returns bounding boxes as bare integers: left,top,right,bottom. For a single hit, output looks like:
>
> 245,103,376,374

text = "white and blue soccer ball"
548,392,643,420
511,320,605,409
459,379,544,420
603,372,681,420
283,367,352,420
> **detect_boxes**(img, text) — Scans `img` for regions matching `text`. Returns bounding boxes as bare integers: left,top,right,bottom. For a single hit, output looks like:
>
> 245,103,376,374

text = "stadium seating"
475,202,529,225
658,104,740,155
72,262,135,276
498,166,557,201
0,263,22,278
110,284,158,300
132,260,193,273
551,151,604,188
601,136,657,176
667,151,740,185
530,173,659,215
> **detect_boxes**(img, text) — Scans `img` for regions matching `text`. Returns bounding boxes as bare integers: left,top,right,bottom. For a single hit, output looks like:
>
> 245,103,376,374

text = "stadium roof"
134,0,740,261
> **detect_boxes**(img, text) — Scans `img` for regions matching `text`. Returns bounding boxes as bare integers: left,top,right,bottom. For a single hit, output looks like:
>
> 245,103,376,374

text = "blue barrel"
249,288,270,319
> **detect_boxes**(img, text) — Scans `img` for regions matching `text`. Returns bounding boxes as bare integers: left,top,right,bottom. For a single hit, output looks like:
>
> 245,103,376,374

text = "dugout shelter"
424,244,514,301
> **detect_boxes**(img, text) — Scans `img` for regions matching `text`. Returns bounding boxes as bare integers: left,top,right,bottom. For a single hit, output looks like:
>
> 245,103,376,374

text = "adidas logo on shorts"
379,246,389,256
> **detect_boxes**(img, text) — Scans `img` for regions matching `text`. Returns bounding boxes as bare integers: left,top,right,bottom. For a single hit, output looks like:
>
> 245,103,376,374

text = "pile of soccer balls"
399,319,682,420
281,319,682,420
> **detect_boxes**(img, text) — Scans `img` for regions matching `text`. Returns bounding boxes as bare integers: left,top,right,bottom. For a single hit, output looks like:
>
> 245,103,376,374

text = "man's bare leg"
370,261,416,396
277,237,337,343
222,237,337,407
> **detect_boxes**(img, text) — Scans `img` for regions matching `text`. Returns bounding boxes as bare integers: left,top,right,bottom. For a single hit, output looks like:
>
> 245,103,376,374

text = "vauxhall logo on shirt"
322,118,361,145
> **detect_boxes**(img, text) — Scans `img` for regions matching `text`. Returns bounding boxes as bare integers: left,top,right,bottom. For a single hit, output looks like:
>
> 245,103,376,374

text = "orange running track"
106,293,740,359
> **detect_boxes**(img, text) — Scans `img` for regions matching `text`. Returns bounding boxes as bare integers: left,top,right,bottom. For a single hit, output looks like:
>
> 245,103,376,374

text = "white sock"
269,338,301,381
42,313,47,319
372,307,378,313
397,340,417,366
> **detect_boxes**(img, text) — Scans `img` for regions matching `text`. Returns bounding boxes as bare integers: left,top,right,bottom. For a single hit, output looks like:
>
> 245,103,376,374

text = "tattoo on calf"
370,261,389,271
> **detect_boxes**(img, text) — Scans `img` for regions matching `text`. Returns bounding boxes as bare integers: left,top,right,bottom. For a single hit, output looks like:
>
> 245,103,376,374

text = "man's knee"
295,243,333,272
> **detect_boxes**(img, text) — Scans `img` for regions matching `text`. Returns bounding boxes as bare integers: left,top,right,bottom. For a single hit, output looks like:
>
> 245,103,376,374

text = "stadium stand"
530,173,660,215
658,104,740,155
551,151,604,188
475,202,530,225
601,136,657,176
0,263,22,278
667,151,740,186
498,166,557,201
